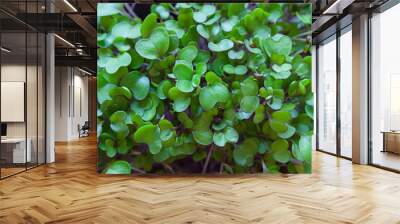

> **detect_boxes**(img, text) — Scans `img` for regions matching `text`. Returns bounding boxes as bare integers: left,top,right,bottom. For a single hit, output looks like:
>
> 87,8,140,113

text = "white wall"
55,67,89,141
1,63,46,164
55,66,69,141
1,65,39,138
72,73,89,138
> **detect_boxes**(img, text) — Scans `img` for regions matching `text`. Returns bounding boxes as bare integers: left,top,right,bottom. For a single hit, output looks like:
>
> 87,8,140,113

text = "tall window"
340,28,352,158
317,36,337,154
371,3,400,171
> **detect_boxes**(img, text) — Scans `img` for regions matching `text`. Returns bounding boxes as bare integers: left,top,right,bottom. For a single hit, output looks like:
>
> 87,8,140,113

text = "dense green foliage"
97,3,313,174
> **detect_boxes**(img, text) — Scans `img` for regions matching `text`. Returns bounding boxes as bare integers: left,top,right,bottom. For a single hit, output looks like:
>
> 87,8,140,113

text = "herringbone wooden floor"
1,136,400,224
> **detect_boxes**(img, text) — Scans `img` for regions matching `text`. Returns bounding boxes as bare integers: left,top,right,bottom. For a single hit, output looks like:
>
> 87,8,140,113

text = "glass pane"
340,29,352,158
27,31,38,169
0,0,46,178
1,31,27,177
38,32,45,165
318,37,337,154
25,0,40,169
371,4,400,171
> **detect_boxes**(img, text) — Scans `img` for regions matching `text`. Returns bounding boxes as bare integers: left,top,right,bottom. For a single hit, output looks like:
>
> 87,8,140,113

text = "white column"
311,46,317,151
352,14,369,164
46,32,55,163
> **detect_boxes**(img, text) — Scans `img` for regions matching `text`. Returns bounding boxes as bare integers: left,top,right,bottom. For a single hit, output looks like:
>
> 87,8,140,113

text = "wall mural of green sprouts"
97,3,313,175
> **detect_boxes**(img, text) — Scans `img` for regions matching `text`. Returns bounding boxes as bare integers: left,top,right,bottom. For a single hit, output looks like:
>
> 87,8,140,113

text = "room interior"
54,66,92,142
314,0,400,171
0,0,96,179
0,29,46,178
370,3,400,171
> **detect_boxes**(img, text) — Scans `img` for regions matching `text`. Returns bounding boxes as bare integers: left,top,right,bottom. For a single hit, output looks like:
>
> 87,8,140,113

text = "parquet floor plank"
0,136,400,223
